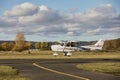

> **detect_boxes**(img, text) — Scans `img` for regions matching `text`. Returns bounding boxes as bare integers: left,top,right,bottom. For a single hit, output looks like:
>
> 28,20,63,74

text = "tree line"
0,32,120,52
0,32,51,52
103,38,120,51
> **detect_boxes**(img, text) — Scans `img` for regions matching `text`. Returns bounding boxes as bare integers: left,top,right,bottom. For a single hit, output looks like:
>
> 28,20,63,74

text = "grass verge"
0,66,29,80
0,50,120,59
77,62,120,76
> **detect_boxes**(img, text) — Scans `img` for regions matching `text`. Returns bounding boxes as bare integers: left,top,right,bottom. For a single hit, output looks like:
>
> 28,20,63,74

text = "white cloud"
18,5,63,25
67,32,74,36
87,27,101,34
0,3,120,39
0,17,17,27
4,2,38,17
39,5,49,11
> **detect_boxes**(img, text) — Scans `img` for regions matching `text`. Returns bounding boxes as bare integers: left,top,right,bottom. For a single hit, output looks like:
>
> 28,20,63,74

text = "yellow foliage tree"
14,32,25,52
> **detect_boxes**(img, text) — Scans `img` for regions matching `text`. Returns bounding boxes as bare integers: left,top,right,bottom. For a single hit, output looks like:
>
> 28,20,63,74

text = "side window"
60,43,64,46
66,43,70,47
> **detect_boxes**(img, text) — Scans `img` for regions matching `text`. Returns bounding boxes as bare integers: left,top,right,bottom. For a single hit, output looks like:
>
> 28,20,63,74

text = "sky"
0,0,120,41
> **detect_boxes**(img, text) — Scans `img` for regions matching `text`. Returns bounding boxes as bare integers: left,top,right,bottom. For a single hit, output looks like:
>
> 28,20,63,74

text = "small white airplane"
51,39,105,56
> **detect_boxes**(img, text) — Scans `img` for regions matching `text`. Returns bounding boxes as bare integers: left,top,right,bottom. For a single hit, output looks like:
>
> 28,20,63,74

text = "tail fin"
94,39,105,47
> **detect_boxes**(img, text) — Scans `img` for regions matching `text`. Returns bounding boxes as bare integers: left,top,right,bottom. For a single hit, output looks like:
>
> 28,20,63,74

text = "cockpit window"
60,42,78,47
60,43,64,46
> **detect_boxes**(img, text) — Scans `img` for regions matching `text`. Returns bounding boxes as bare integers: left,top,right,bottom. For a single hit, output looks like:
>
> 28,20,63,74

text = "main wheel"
64,52,67,56
67,52,72,57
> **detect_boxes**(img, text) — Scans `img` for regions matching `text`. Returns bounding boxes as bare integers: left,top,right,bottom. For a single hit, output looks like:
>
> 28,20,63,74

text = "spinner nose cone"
51,45,60,51
51,45,54,50
51,45,57,51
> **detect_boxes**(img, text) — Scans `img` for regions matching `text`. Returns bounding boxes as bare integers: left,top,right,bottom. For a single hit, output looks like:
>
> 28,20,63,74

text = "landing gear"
53,52,72,57
63,52,67,56
64,52,72,57
67,52,72,57
53,52,58,56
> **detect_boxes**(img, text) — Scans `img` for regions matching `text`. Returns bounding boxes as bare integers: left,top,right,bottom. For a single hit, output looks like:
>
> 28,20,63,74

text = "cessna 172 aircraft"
51,39,105,56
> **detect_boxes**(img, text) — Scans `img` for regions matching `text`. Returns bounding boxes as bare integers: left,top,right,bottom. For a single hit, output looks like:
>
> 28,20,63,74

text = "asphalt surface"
0,59,120,80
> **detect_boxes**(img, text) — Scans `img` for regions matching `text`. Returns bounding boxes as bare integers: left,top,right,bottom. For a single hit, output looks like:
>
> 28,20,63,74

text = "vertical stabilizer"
94,39,105,47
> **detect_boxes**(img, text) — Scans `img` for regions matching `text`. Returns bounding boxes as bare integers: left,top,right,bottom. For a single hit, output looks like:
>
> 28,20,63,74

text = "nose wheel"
53,52,58,56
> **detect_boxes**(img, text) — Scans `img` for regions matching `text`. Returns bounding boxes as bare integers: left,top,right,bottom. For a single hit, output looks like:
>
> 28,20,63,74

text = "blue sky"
0,0,120,41
0,0,120,14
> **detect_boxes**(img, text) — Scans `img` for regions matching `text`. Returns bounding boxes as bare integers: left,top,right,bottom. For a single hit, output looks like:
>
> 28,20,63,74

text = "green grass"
0,66,17,76
77,62,120,76
0,50,120,59
0,76,28,80
0,66,29,80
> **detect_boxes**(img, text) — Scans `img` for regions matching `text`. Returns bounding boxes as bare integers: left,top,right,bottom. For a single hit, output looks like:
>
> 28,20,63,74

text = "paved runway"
0,59,120,80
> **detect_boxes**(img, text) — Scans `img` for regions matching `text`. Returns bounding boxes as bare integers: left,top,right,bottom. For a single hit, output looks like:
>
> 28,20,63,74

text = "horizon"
0,0,120,41
0,37,119,42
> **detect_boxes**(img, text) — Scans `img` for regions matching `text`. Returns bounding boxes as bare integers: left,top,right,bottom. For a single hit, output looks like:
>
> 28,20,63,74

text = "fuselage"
51,39,105,53
80,45,103,50
51,45,80,52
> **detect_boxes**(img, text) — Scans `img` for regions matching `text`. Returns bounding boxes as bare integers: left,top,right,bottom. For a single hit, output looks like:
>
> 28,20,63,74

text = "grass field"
0,66,29,80
0,50,120,59
77,62,120,76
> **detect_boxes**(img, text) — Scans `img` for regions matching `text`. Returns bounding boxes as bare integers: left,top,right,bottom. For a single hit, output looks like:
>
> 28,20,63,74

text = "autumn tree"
25,42,32,50
35,42,50,50
111,40,118,49
116,38,120,50
8,42,15,51
1,42,8,51
14,32,25,52
0,42,15,51
43,42,49,49
35,42,41,50
41,42,44,49
103,38,120,51
0,44,1,51
24,42,32,54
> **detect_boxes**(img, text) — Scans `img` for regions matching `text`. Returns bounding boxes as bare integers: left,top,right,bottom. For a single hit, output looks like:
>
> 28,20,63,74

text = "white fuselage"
51,39,105,53
80,45,103,50
51,45,80,52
